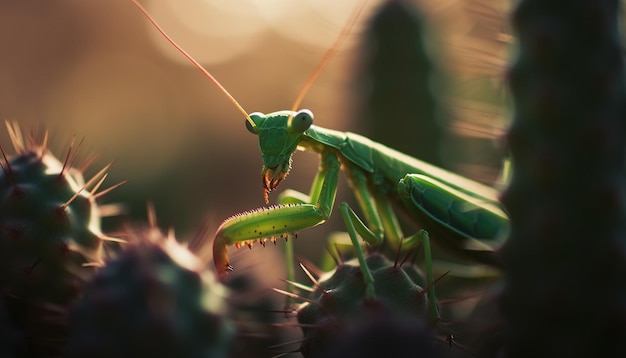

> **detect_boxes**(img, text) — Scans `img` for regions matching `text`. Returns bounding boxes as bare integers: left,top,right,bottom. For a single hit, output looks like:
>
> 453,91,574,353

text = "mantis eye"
246,112,263,134
291,109,313,133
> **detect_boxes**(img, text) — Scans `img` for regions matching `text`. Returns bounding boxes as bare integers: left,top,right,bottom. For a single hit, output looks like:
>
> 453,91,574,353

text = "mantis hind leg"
396,174,505,267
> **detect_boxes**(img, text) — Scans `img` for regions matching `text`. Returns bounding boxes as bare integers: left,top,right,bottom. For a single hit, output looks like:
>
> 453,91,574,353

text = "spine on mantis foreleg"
499,1,626,356
354,0,446,167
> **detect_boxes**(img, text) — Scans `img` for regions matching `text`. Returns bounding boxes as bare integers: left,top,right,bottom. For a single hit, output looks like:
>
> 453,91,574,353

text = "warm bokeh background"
0,0,510,274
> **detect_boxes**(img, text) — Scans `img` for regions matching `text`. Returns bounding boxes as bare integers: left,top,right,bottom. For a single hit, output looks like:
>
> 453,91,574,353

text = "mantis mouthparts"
262,167,287,204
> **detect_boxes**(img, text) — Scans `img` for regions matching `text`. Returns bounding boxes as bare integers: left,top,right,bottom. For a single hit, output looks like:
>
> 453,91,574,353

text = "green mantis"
212,110,508,279
130,0,509,300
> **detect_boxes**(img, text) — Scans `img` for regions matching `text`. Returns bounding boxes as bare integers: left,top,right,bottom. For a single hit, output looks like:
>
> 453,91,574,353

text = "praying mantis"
130,0,509,300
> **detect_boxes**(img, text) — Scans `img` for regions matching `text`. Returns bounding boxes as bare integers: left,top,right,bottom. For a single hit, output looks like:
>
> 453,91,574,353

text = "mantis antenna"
129,0,256,129
288,0,369,125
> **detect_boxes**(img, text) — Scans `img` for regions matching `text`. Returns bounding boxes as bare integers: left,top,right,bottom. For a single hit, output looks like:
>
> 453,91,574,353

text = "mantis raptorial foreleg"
213,149,340,278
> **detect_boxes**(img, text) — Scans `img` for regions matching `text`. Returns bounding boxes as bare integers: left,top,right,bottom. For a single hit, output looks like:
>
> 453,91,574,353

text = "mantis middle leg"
338,166,440,322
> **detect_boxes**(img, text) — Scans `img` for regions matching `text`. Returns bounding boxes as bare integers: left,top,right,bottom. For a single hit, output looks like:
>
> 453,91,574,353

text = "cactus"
224,272,291,358
64,226,234,358
321,314,439,358
296,253,438,357
6,1,626,356
354,0,446,166
0,297,19,358
0,123,115,356
500,0,626,356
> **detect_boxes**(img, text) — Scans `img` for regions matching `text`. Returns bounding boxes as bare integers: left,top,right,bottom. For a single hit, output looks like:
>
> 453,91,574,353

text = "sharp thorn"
101,236,126,244
0,144,15,186
271,287,317,305
93,179,128,198
89,173,108,197
282,279,313,292
299,262,323,291
296,257,322,277
63,161,114,208
60,135,76,176
5,121,25,153
146,202,158,228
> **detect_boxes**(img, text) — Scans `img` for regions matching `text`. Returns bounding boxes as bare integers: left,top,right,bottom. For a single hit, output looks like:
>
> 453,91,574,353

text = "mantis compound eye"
246,112,263,134
291,109,313,133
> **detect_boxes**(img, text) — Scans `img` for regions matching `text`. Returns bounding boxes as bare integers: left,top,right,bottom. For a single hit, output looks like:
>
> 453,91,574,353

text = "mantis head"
245,109,314,204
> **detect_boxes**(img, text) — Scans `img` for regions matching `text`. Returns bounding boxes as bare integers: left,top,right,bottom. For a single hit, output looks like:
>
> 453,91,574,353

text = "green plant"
354,0,446,166
0,297,18,358
0,123,116,356
4,0,625,356
294,252,439,357
64,226,234,358
500,0,626,356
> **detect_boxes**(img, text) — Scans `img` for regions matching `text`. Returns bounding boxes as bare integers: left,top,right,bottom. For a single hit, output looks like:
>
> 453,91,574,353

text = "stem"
500,1,626,356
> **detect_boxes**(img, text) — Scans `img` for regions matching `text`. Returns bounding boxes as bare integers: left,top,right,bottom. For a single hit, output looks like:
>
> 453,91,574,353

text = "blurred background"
0,0,510,274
